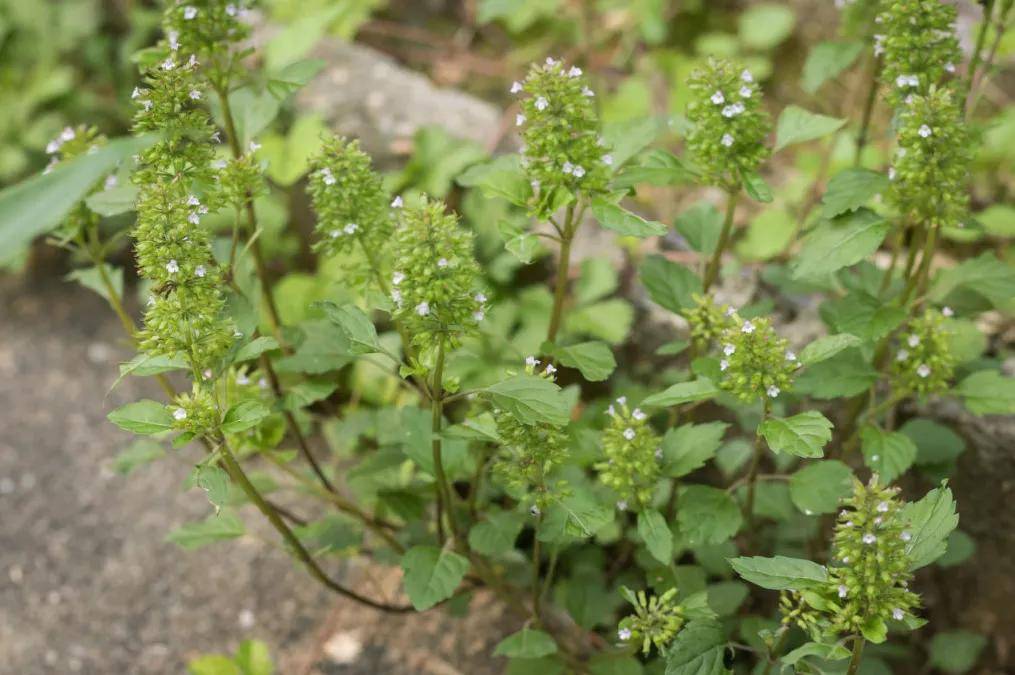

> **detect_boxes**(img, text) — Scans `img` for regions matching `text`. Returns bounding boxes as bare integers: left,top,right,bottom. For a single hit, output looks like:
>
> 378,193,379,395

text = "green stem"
430,337,457,542
532,512,544,624
703,189,739,292
900,223,939,307
546,204,577,345
854,56,882,166
761,628,790,675
846,637,865,675
965,0,996,110
743,400,771,533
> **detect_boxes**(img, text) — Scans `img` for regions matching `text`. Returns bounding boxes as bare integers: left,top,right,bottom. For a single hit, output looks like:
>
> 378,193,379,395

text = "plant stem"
966,0,1013,119
531,512,543,624
965,0,996,113
430,337,457,542
743,400,771,533
546,203,577,344
703,189,739,293
854,56,882,166
218,440,414,613
846,636,865,675
761,628,790,675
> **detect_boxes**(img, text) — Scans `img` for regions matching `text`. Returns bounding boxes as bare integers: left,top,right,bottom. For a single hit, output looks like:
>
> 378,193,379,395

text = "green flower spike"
825,476,920,642
46,125,108,239
161,1,252,84
389,197,485,352
595,397,662,510
876,0,961,108
514,57,609,216
891,308,955,397
683,293,736,351
493,356,570,512
717,314,796,403
888,86,971,230
170,384,220,437
685,58,771,190
617,587,686,655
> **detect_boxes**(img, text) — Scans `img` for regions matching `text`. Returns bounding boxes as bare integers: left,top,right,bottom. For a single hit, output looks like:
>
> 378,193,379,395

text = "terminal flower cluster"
891,308,956,397
716,314,796,403
595,397,661,510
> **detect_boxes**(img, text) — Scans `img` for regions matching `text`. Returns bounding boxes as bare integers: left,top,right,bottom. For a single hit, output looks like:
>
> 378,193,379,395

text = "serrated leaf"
234,337,280,363
639,254,702,313
678,486,742,546
820,292,906,342
799,333,863,365
902,484,959,570
546,341,616,381
956,370,1015,415
662,422,728,477
899,418,965,466
118,352,189,378
601,117,659,170
494,628,558,658
196,465,231,513
929,252,1015,311
642,378,719,408
802,40,863,93
319,302,381,354
789,460,853,515
167,512,245,550
794,348,878,400
820,168,889,219
468,509,525,556
774,105,846,152
664,620,731,675
613,148,694,188
860,425,917,483
740,169,773,203
638,509,674,564
221,400,271,434
781,641,851,665
674,201,722,254
760,412,833,459
108,399,174,435
538,492,613,543
401,545,470,611
591,199,667,237
457,154,531,206
485,374,570,426
729,555,828,590
792,209,889,280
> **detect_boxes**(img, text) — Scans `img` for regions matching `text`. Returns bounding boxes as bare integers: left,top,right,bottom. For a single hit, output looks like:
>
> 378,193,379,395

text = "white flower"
474,292,487,303
341,223,358,236
572,165,586,178
131,87,143,100
166,259,179,274
545,57,559,66
892,608,905,621
711,90,725,105
838,585,848,598
226,4,238,16
722,103,744,118
391,195,404,208
516,113,526,126
562,161,574,175
320,168,336,185
104,175,118,190
877,501,889,513
183,5,197,19
186,194,200,207
535,96,549,111
530,504,541,516
785,350,797,362
581,86,595,97
526,356,540,368
740,69,753,83
907,334,920,347
188,212,200,225
942,306,954,317
616,500,628,511
841,556,850,563
616,396,627,405
725,306,737,317
655,447,663,460
874,516,883,526
721,133,734,147
189,89,202,100
236,373,250,386
390,289,401,305
545,364,557,375
945,62,956,73
871,454,880,462
510,81,523,93
415,301,430,317
607,405,616,417
567,66,582,78
392,272,405,286
162,58,175,71
900,531,912,542
739,85,752,98
623,428,636,441
916,364,931,378
45,138,62,155
632,408,646,421
329,229,341,239
173,408,188,421
896,74,916,88
437,257,449,268
896,349,909,361
918,124,932,138
249,140,261,152
741,320,755,334
766,385,780,398
720,360,729,372
473,310,485,322
618,628,632,641
195,265,206,278
186,54,199,68
723,344,735,356
889,167,896,181
601,154,613,165
167,30,179,50
862,533,877,545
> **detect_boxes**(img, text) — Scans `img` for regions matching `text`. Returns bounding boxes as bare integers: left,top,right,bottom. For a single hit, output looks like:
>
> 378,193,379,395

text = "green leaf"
221,400,271,434
638,509,674,564
639,255,702,313
901,484,959,570
781,641,851,665
760,411,834,459
226,86,281,149
319,302,381,355
738,3,795,50
264,6,344,70
614,148,694,188
118,352,189,378
956,370,1015,415
266,58,326,98
641,378,719,408
678,486,742,546
468,509,525,556
167,512,245,550
282,378,338,411
196,465,231,514
937,530,975,568
274,320,353,374
546,341,617,381
791,208,889,280
567,299,634,344
774,106,846,152
457,154,531,206
928,631,988,674
930,252,1015,311
820,168,889,219
400,545,470,611
799,333,863,366
0,134,157,264
728,555,829,590
66,264,123,309
674,201,722,254
538,492,613,543
591,199,667,237
802,41,863,93
234,337,280,363
740,169,773,203
485,374,570,426
820,292,906,342
494,628,558,658
601,117,659,170
794,348,879,400
736,207,795,261
108,400,174,435
112,439,166,475
899,419,965,466
234,640,274,675
662,422,728,477
789,460,853,515
295,514,361,554
664,620,731,675
860,425,917,483
188,655,241,675
706,581,749,617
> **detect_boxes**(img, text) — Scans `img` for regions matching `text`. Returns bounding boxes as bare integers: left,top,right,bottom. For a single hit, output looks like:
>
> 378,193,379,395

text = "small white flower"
845,520,854,527
916,363,931,378
437,257,449,268
601,154,613,166
186,54,199,68
766,385,781,398
901,531,912,542
392,272,405,286
862,533,877,545
236,373,250,386
741,320,755,334
632,408,646,421
173,408,188,421
721,104,739,118
473,310,485,322
720,360,729,372
871,454,880,462
211,159,227,169
562,161,574,175
166,259,179,274
571,165,586,178
183,5,197,19
535,96,549,111
838,585,848,598
515,113,526,126
785,350,797,362
581,86,595,97
616,396,627,405
877,501,889,513
343,223,358,235
945,62,956,73
510,81,523,94
721,133,734,147
189,89,202,100
195,265,206,278
892,608,905,621
725,306,737,317
188,212,200,225
226,4,238,16
711,90,725,105
623,428,636,441
45,139,61,155
607,405,616,417
739,85,752,98
474,292,487,303
544,364,557,375
616,500,628,511
249,140,261,152
415,301,430,317
162,58,175,71
131,87,143,99
329,229,341,239
942,306,954,317
530,504,541,516
889,167,896,181
655,447,664,460
391,289,402,305
203,369,213,380
526,356,540,368
545,57,559,66
874,516,883,526
908,334,920,347
104,175,118,190
167,31,179,50
918,124,932,138
187,194,201,207
618,628,632,641
320,168,336,185
896,349,909,362
896,74,914,88
567,66,582,78
723,344,735,356
740,69,753,83
391,195,404,208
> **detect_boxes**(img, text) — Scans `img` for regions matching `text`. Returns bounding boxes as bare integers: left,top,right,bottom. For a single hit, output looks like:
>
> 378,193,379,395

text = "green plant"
2,1,1013,673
